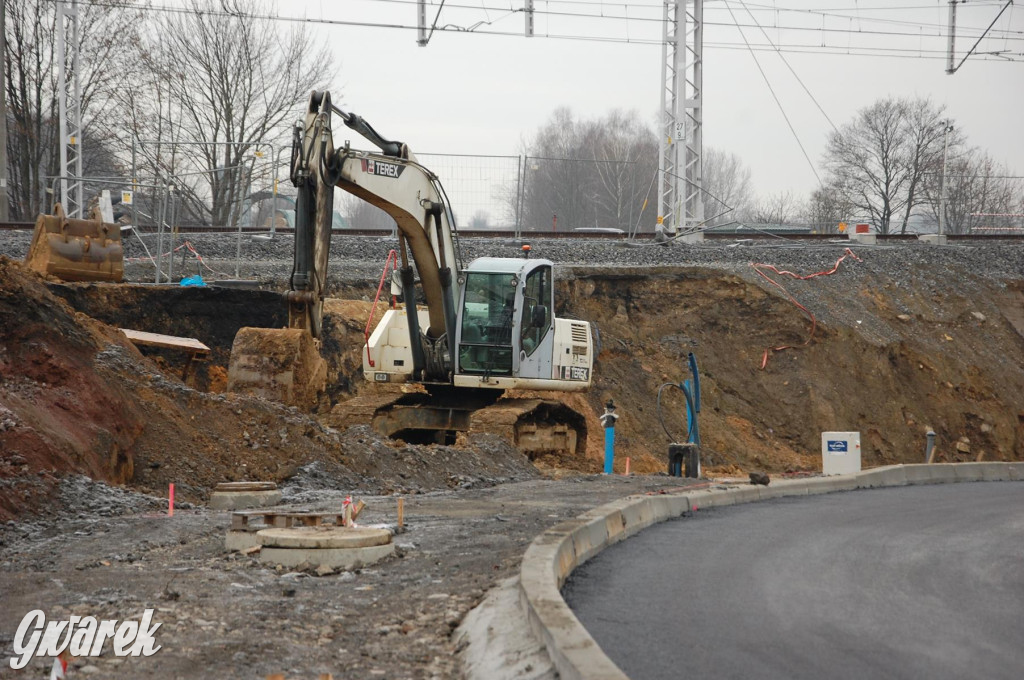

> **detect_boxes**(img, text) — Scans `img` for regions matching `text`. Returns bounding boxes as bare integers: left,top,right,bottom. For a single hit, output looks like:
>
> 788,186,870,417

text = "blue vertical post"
683,379,694,443
601,400,619,475
604,425,615,475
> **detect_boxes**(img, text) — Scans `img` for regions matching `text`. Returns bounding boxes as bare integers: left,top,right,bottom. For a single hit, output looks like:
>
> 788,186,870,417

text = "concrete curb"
517,463,1023,680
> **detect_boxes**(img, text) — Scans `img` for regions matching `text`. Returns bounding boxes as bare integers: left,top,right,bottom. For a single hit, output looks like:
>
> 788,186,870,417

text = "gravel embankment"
3,229,1023,286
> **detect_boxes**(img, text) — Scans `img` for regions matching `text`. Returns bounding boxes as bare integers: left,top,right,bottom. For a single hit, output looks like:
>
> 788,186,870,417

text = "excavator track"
322,391,588,460
469,399,587,460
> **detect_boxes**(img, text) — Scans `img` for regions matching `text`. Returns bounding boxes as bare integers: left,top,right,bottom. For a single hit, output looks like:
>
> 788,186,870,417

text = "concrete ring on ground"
258,527,395,569
209,489,283,510
214,481,278,492
258,526,392,549
517,462,1024,680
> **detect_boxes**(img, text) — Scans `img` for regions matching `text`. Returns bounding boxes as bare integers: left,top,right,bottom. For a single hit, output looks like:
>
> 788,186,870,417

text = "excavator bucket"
24,204,124,282
226,327,327,410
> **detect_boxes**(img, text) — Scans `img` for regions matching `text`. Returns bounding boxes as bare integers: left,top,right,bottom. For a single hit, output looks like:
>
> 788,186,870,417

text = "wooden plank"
120,328,210,354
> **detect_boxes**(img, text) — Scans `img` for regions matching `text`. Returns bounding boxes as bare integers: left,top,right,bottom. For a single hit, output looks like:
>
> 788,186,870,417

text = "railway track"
1,220,1021,242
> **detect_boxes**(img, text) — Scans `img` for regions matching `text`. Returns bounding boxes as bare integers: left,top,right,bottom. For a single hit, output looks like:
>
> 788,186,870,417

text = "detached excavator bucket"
24,204,124,282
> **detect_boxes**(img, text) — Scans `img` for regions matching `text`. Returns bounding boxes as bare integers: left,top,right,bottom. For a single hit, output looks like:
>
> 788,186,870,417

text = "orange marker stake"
168,483,175,517
624,457,631,476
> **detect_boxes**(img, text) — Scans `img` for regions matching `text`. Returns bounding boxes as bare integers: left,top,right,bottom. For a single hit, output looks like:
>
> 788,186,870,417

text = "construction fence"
48,151,1024,238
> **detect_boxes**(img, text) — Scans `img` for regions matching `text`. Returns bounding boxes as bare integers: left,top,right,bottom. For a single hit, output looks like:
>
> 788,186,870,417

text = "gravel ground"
0,473,700,679
3,229,1023,288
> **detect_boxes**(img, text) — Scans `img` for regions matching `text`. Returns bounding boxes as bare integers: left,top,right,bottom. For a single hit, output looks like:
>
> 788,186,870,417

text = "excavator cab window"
520,265,551,356
459,272,516,374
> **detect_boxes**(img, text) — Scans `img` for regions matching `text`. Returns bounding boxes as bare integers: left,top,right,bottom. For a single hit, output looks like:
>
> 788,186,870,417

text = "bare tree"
520,108,657,233
127,0,332,227
588,110,658,231
468,210,490,229
895,98,951,233
522,108,592,232
803,180,856,233
702,147,753,225
3,0,142,218
748,191,800,225
821,97,955,235
924,148,1023,235
341,193,394,230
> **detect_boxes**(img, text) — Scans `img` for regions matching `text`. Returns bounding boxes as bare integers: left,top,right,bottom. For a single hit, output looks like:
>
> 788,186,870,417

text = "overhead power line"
735,0,838,131
722,1,822,185
357,0,1024,42
59,0,1024,62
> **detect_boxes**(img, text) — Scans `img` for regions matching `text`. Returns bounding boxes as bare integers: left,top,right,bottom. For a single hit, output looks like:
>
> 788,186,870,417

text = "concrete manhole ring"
257,527,392,549
215,481,278,492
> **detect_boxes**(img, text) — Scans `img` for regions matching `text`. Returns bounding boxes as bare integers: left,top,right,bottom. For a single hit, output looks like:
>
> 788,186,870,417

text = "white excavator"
229,91,593,458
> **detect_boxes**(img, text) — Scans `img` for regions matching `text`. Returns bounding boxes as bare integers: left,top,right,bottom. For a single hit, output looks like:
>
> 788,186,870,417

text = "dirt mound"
5,243,1023,521
0,257,147,518
563,261,1024,473
282,426,540,502
0,259,542,520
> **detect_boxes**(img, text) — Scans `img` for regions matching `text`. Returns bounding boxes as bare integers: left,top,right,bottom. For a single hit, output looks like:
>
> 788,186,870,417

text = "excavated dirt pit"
4,248,1023,516
2,240,1024,678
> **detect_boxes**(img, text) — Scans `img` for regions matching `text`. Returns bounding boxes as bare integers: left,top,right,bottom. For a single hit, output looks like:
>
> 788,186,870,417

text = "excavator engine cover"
24,204,124,282
226,327,327,410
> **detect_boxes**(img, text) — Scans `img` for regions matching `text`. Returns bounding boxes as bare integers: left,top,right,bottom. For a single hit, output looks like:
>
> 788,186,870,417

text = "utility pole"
0,0,9,221
938,122,953,237
57,0,84,217
658,0,703,242
946,0,1014,75
946,0,958,74
417,0,426,45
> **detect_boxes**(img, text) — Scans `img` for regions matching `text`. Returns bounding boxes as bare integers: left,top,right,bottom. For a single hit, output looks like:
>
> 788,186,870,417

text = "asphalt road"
563,482,1024,680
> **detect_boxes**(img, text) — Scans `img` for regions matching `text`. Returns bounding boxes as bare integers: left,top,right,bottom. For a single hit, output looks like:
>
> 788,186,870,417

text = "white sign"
9,609,162,670
821,431,861,475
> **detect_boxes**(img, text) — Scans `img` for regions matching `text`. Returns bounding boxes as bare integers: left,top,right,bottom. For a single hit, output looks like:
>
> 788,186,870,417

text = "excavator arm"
231,91,594,460
288,90,461,380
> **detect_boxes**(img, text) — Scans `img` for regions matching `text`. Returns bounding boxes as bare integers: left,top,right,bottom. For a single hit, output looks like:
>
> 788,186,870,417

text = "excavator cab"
450,257,592,391
364,256,592,391
24,204,124,282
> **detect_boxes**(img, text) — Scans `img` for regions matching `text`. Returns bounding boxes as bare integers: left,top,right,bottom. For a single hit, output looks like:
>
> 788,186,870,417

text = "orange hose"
751,248,862,369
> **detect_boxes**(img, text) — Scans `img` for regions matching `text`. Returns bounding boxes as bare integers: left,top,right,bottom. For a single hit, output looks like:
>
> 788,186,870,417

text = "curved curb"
517,462,1024,680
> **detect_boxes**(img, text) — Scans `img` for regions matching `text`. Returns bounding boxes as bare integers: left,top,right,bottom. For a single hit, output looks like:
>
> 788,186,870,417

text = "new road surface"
563,482,1024,680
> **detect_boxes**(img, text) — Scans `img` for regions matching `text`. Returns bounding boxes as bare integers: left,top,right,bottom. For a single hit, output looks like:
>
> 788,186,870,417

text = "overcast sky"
279,1,1023,203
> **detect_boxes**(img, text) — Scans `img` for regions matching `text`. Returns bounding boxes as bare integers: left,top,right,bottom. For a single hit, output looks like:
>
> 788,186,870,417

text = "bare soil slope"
4,247,1023,520
565,261,1024,473
0,259,540,520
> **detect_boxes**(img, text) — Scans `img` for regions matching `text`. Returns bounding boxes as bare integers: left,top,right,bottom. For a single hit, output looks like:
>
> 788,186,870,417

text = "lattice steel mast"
57,0,84,217
658,0,703,241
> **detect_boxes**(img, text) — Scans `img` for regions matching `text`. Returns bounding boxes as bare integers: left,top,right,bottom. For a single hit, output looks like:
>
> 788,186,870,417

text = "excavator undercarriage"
325,388,587,459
